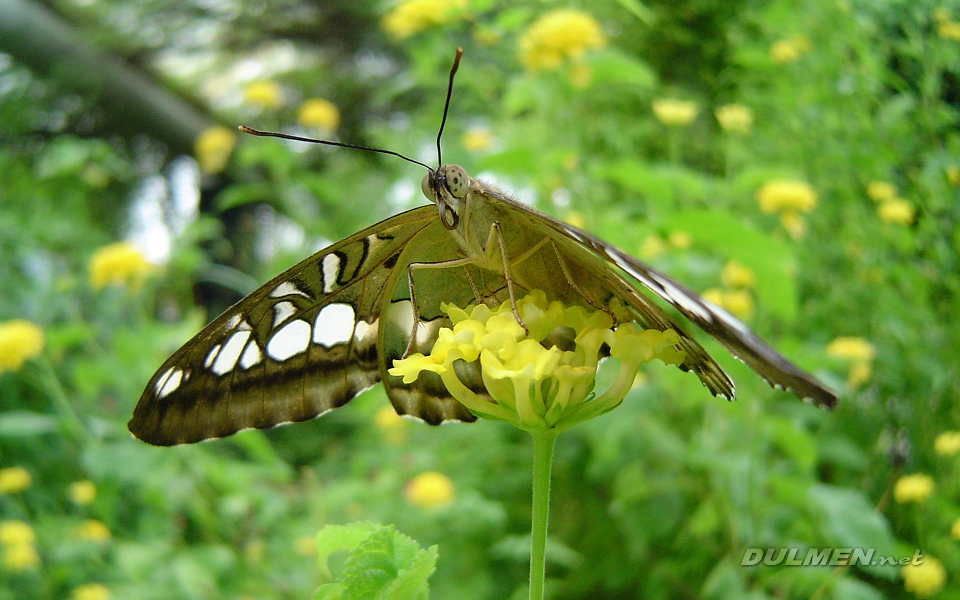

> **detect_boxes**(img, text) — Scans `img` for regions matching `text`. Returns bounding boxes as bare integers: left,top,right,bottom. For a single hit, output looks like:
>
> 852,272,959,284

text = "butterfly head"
422,165,469,231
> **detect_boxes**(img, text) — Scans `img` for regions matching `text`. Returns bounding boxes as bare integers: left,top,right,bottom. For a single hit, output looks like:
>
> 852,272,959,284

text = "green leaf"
585,48,657,90
0,410,58,437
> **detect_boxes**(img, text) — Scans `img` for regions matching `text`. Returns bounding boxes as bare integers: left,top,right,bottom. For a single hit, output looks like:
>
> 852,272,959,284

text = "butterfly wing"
478,183,837,408
129,206,439,445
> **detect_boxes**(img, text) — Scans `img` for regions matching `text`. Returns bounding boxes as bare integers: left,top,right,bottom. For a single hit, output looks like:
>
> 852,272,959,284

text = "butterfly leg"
549,241,616,320
403,255,479,358
481,221,528,333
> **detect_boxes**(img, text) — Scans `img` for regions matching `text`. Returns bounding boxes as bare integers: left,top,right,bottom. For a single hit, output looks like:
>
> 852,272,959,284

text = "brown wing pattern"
129,207,437,445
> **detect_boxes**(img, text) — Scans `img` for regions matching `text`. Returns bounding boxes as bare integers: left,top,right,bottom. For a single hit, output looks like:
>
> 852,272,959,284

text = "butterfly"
129,50,836,446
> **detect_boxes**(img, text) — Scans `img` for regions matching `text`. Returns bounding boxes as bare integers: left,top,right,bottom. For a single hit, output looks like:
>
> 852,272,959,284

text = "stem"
529,428,558,600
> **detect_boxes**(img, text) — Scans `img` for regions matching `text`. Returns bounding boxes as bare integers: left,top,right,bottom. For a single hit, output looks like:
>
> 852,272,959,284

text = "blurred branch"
0,0,212,156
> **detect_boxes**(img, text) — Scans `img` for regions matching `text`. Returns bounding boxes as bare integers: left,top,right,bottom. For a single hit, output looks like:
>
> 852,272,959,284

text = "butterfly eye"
421,172,434,200
445,165,468,198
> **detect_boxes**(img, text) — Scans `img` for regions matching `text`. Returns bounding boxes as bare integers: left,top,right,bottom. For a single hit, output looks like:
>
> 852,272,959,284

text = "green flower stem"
37,355,91,445
529,428,558,600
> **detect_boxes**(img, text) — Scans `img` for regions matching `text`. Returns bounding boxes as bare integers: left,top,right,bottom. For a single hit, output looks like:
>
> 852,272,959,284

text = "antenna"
237,127,432,171
436,47,463,168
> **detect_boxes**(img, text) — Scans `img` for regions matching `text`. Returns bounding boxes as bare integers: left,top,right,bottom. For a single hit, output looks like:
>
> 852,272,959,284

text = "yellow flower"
847,360,871,388
894,474,934,503
715,104,753,134
667,230,692,249
296,98,339,133
769,36,809,63
88,242,151,292
951,517,960,540
195,126,237,174
373,405,409,446
826,337,876,362
0,521,35,546
757,180,818,214
639,233,666,260
878,199,915,225
405,471,455,509
72,583,110,600
652,99,698,127
903,556,946,597
381,0,467,40
564,211,585,229
389,291,685,432
519,10,605,71
68,480,96,505
938,20,960,42
242,80,282,109
935,431,960,456
461,127,493,152
77,519,110,542
0,467,31,494
946,166,960,186
0,321,43,374
721,260,755,290
2,543,39,572
702,289,753,319
866,180,897,203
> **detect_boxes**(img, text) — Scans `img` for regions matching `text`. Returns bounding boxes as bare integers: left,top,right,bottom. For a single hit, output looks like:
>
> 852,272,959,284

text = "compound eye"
445,165,468,198
421,172,434,200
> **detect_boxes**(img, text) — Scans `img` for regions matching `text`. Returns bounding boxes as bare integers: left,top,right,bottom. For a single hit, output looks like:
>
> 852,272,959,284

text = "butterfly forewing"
129,207,437,445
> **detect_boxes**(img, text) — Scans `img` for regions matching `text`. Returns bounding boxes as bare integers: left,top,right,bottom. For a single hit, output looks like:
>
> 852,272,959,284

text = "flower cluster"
769,35,811,63
0,520,39,572
405,471,455,509
389,291,685,432
297,98,340,134
381,0,467,40
652,99,698,127
519,10,605,72
88,242,151,292
866,180,914,225
242,80,282,109
194,126,237,174
0,321,43,374
826,336,875,388
893,473,934,503
703,260,756,319
715,104,753,135
902,556,946,597
756,179,818,239
0,466,31,494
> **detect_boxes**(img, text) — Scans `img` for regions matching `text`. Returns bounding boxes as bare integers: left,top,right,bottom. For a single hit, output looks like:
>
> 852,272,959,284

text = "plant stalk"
529,428,558,600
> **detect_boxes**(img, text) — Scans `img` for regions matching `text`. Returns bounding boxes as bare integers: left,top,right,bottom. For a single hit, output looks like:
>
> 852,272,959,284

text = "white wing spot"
266,319,311,361
272,301,297,328
354,319,376,344
313,303,356,347
203,344,221,368
239,340,263,369
225,314,242,330
155,367,184,399
322,254,340,293
269,281,309,298
211,330,251,375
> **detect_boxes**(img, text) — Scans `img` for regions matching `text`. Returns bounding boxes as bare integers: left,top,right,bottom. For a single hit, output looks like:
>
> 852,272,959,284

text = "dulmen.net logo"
741,548,924,567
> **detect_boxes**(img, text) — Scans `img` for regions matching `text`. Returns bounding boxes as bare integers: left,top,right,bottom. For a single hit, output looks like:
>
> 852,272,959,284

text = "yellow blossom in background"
381,0,467,40
715,104,753,134
878,199,915,225
373,405,409,445
667,230,692,249
639,233,666,260
757,179,818,214
461,127,493,152
867,180,897,202
903,556,946,597
946,166,960,186
294,535,315,556
77,519,110,542
0,467,31,494
405,471,454,509
242,80,282,109
564,211,585,229
702,289,754,319
72,583,110,600
769,35,810,63
2,542,39,572
938,20,960,41
847,360,871,388
779,212,807,240
952,517,960,540
935,431,960,456
296,98,339,133
89,242,151,292
894,474,934,503
519,9,605,71
702,288,724,307
195,126,237,174
827,337,876,362
0,521,35,547
0,321,43,374
652,99,698,126
721,260,755,289
69,480,96,505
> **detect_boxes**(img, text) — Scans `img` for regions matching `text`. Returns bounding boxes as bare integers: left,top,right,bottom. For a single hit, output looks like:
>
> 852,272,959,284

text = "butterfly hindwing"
129,206,437,445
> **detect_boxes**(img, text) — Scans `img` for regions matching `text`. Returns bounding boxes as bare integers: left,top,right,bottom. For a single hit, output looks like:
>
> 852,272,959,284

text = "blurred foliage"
1,0,960,598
